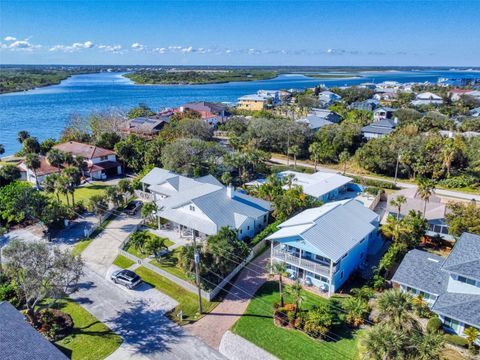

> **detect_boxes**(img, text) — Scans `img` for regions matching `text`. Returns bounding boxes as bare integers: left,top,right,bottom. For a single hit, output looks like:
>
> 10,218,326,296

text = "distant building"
361,118,397,139
0,301,69,360
411,92,444,106
373,92,398,102
392,233,480,344
297,109,341,131
469,107,480,117
373,107,396,121
140,168,271,240
267,199,381,295
175,101,230,125
122,116,169,137
448,89,475,102
318,91,342,107
237,94,271,111
349,99,379,111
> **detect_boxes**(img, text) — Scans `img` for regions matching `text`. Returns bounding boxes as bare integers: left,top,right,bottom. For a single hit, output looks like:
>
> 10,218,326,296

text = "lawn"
57,182,112,205
231,281,360,360
113,254,135,269
53,298,123,360
71,239,93,256
150,246,192,282
134,266,219,325
124,231,175,259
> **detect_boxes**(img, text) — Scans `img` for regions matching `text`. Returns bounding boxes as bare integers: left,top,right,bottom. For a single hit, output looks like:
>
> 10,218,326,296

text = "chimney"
227,185,234,199
393,117,398,125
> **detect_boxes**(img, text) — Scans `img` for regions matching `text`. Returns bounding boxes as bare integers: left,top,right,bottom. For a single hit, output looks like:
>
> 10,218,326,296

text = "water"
1,69,479,155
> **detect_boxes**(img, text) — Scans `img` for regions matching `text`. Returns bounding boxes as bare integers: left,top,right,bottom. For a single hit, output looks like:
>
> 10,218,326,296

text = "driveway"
81,212,143,276
72,267,226,360
185,250,270,350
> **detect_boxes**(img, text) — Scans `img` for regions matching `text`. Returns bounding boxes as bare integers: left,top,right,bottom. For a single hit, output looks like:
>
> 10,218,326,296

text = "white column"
328,260,334,297
270,241,274,268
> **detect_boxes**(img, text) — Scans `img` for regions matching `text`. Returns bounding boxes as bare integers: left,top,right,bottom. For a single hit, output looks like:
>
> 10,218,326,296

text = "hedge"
444,334,469,348
352,176,399,190
427,316,443,333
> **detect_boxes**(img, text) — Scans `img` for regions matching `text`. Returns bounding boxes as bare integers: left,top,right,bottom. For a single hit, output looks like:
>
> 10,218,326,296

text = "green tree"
24,153,41,189
87,194,108,222
117,179,133,205
43,173,61,202
360,323,409,360
39,138,57,155
105,186,123,208
381,215,412,243
0,182,49,225
144,236,168,258
376,289,415,330
127,103,155,119
286,280,305,320
463,327,479,350
141,201,157,226
63,167,81,207
308,142,322,171
416,178,436,218
267,261,288,307
46,148,65,168
303,303,336,338
17,130,30,144
95,132,121,150
446,201,480,236
0,164,21,187
389,195,406,220
0,143,4,156
339,149,350,175
288,145,300,168
342,296,370,327
22,137,40,154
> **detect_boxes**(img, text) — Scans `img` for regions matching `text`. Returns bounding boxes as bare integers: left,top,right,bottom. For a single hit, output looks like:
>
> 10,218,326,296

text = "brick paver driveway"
185,250,270,349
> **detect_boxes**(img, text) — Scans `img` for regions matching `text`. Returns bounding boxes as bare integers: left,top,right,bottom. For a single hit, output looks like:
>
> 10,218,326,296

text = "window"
100,156,108,161
457,276,476,286
264,215,267,223
189,205,195,211
247,226,250,230
444,317,461,333
340,271,344,279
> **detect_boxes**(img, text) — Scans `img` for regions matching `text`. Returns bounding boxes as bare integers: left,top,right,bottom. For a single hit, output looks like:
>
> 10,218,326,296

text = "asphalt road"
72,267,226,360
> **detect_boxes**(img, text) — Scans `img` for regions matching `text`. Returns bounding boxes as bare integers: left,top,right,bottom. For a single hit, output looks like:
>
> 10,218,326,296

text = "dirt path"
185,250,270,350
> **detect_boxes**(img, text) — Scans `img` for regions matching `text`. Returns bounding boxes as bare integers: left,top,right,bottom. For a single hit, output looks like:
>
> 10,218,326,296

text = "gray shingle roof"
0,302,68,360
362,119,397,135
391,249,448,295
432,292,480,328
442,233,480,281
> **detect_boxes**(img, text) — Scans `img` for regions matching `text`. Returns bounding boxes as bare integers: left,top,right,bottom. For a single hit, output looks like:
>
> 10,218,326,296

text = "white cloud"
131,43,145,51
98,44,123,53
49,41,95,52
5,39,41,51
4,36,16,41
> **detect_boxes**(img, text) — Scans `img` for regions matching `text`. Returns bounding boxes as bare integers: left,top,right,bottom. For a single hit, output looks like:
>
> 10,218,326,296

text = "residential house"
373,92,398,103
175,101,230,126
122,116,169,137
267,199,381,295
448,89,475,102
53,141,123,180
373,107,396,121
318,91,342,107
361,118,397,139
411,92,444,106
0,301,69,360
237,94,271,111
349,99,379,111
384,188,452,240
297,109,341,131
140,168,271,240
392,232,480,344
469,107,480,117
18,155,61,185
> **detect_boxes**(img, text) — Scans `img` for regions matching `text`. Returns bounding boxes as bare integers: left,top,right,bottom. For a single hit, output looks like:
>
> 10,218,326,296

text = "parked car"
124,200,143,215
111,269,142,289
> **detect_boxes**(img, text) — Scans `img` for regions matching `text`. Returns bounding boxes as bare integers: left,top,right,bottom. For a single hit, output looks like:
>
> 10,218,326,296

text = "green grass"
149,246,192,282
135,266,219,325
113,255,135,269
53,298,123,360
72,239,93,256
56,182,112,205
231,281,360,360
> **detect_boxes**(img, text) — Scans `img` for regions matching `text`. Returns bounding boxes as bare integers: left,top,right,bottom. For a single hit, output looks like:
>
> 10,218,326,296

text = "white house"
318,91,341,107
373,107,395,121
140,168,271,241
361,119,397,139
411,92,444,106
392,233,480,344
267,199,381,295
18,155,62,185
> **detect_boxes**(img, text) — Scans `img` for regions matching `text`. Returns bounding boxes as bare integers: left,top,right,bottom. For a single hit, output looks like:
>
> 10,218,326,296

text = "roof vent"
427,258,439,263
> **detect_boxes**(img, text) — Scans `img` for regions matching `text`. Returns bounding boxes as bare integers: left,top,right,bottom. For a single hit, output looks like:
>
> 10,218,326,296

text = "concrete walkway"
81,212,143,276
219,331,278,360
185,250,270,350
270,156,480,201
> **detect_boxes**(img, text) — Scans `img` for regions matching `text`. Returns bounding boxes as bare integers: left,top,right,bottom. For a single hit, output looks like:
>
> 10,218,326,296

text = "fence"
118,232,268,301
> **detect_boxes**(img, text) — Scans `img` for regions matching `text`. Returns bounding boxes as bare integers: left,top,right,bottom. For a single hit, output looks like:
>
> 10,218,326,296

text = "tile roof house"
267,199,381,295
361,118,397,139
140,168,271,240
392,233,480,343
411,92,444,106
18,155,62,185
0,301,69,360
122,116,170,137
53,141,123,180
384,188,452,240
175,101,230,125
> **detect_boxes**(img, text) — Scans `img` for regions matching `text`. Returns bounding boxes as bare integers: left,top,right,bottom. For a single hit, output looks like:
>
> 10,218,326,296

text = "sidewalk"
185,250,270,350
270,156,480,202
81,212,143,276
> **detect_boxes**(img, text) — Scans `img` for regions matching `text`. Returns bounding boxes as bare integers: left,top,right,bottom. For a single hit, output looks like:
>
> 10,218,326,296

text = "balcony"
272,246,334,277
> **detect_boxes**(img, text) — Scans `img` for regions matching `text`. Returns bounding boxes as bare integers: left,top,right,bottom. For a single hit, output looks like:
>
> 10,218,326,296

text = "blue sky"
1,0,479,66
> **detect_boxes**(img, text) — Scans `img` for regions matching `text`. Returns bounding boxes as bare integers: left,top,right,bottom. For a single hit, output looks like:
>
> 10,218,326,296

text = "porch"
157,219,208,242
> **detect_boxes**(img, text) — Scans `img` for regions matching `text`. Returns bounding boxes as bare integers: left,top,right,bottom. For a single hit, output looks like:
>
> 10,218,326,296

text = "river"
1,69,479,155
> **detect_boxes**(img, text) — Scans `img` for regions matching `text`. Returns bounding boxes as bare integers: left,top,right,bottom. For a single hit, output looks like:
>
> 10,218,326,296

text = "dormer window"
189,205,195,212
457,275,476,286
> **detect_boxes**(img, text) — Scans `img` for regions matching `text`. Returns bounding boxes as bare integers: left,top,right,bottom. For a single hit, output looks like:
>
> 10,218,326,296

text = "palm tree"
0,144,4,156
339,149,349,175
309,142,322,172
63,167,81,207
342,296,370,327
376,289,415,330
267,261,288,307
415,331,445,360
105,186,123,208
288,145,300,168
360,323,408,360
17,130,30,144
463,327,479,350
141,201,158,227
56,174,71,207
381,215,412,243
43,173,61,202
389,195,407,220
46,149,65,169
117,179,133,205
286,280,304,319
24,153,41,189
87,194,109,222
416,178,435,218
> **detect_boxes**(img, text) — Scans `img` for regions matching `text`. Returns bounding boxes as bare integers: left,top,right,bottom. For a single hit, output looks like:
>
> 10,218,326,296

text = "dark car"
124,200,143,215
111,269,142,289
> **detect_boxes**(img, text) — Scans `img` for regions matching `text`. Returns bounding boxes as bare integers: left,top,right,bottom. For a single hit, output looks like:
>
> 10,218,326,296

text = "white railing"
135,190,153,201
272,247,333,277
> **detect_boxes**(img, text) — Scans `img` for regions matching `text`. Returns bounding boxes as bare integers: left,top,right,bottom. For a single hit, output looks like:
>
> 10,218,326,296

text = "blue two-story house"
267,199,381,296
392,232,480,344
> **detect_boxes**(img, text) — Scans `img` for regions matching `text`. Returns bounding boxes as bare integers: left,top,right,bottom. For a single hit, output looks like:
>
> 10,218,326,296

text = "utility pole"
394,152,401,186
192,231,203,315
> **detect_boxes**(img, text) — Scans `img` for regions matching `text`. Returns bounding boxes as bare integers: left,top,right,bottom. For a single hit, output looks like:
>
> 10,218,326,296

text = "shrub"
250,220,281,246
438,175,478,189
364,186,382,196
427,317,443,333
352,176,398,190
444,334,469,348
284,303,296,312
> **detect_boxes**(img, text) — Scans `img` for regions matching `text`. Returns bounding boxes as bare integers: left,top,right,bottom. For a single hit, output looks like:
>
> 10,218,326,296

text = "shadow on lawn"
106,298,185,355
